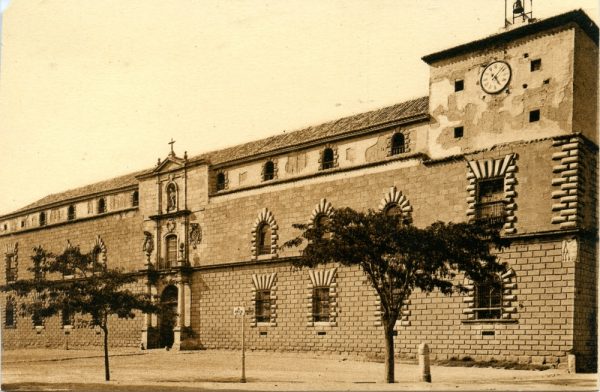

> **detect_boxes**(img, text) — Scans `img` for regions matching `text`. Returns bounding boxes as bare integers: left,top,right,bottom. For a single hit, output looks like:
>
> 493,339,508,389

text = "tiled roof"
10,171,144,215
3,96,429,217
199,96,428,165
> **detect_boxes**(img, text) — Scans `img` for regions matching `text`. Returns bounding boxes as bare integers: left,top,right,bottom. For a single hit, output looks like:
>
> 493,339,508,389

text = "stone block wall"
196,139,560,266
2,280,146,349
0,210,146,349
189,235,580,366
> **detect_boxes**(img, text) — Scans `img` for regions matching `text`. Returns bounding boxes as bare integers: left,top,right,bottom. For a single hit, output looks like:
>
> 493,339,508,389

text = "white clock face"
480,61,512,94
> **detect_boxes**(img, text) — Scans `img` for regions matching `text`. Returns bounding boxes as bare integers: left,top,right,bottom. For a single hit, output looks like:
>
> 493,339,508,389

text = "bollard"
567,354,576,374
418,343,431,383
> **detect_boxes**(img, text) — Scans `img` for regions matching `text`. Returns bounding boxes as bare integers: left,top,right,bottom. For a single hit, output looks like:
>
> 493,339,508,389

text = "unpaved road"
2,348,597,391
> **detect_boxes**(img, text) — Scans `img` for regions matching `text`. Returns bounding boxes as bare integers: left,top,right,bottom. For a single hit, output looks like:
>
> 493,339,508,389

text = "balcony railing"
391,145,405,155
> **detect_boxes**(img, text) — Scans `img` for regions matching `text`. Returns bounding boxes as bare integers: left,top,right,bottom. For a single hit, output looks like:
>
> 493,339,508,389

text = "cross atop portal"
168,138,176,156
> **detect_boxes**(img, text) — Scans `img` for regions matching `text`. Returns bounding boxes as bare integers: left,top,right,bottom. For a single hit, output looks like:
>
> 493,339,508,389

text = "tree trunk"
102,319,110,381
383,320,395,383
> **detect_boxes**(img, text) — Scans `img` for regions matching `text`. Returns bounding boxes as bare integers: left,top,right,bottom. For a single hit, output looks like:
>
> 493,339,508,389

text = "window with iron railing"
321,148,335,170
390,133,405,155
475,178,505,223
255,289,271,323
312,287,330,322
474,278,503,319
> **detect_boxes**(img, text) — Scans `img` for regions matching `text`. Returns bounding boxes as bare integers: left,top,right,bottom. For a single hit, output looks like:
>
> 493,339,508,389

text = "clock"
480,61,512,94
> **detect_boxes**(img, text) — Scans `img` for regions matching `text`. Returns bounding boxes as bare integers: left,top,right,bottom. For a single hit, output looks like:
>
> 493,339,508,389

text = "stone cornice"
148,209,192,221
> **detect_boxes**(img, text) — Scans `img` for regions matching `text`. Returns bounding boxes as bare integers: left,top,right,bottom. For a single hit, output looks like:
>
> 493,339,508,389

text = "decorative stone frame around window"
466,154,517,234
251,208,278,260
4,242,18,283
306,268,337,327
261,160,278,182
462,268,517,322
386,130,411,157
216,171,228,191
91,235,107,271
378,186,413,224
319,146,338,170
389,132,406,156
250,272,277,327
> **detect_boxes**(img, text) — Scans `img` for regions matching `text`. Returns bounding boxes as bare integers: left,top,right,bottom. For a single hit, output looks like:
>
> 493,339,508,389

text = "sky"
0,0,597,215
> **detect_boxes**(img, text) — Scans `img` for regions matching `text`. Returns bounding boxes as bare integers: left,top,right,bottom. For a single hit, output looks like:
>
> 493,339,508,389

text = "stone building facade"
1,10,597,371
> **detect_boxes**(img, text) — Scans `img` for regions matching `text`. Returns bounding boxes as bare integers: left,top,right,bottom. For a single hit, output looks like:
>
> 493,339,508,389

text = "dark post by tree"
2,245,159,382
285,207,509,384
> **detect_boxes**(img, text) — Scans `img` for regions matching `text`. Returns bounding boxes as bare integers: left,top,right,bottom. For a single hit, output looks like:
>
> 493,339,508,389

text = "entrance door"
159,285,178,348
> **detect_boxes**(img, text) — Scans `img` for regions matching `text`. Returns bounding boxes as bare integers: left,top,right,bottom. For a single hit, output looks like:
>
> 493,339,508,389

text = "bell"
513,0,525,15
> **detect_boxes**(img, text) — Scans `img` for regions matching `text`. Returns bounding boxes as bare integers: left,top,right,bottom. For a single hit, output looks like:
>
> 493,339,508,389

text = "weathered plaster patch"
365,135,390,163
284,152,307,175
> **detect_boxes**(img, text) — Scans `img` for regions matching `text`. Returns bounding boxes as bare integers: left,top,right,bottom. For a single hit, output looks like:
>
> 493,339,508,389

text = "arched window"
321,148,335,170
5,297,15,327
39,212,46,227
474,277,503,320
384,203,402,217
257,224,271,255
315,215,332,240
67,205,76,221
165,235,178,268
131,191,139,207
391,133,405,155
97,198,106,214
216,172,226,191
263,161,275,181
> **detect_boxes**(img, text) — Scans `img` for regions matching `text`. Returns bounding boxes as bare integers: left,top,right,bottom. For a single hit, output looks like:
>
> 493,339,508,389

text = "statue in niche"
143,231,154,256
166,183,177,211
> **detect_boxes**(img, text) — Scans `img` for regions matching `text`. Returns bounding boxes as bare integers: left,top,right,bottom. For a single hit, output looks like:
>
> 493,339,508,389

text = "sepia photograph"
0,0,598,390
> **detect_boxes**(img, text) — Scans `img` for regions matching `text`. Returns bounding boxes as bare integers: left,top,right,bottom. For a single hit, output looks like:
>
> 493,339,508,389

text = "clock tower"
421,10,598,159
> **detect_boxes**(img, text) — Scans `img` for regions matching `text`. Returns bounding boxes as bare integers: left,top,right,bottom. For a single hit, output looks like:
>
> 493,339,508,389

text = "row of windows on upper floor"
1,191,139,232
215,133,408,191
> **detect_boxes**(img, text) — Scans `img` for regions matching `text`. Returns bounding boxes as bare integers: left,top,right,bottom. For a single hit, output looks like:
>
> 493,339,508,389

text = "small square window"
529,110,540,122
454,126,464,138
454,80,464,92
530,59,541,72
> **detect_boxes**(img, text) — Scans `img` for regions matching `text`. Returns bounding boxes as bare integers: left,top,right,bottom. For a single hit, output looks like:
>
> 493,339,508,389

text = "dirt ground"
1,348,597,391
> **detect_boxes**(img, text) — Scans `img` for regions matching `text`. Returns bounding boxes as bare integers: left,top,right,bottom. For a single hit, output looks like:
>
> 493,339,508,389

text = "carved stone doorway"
159,285,178,349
